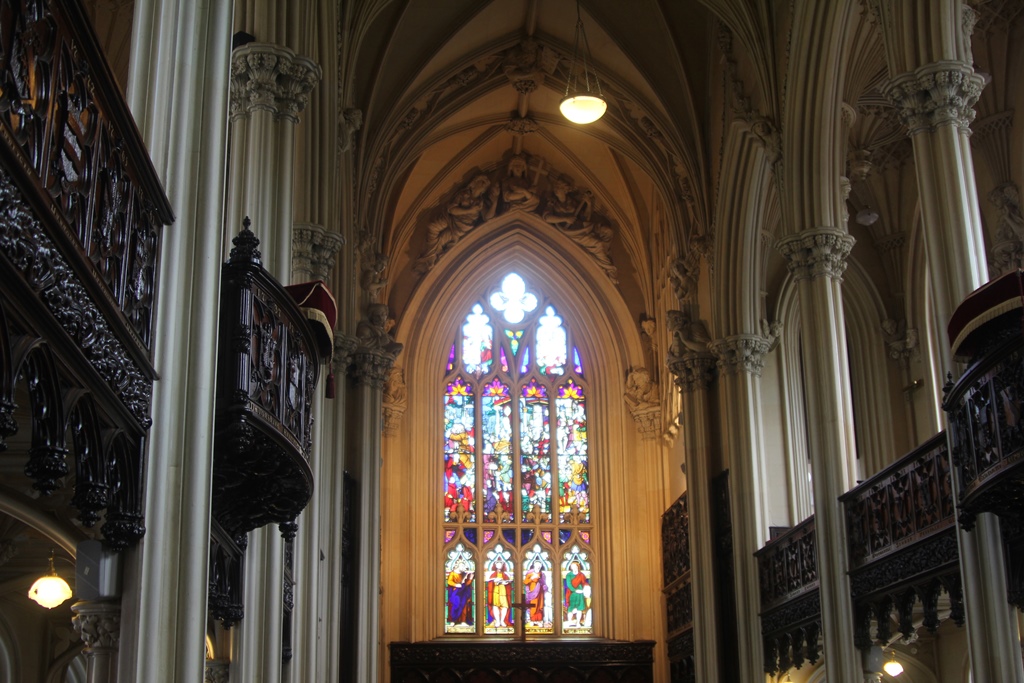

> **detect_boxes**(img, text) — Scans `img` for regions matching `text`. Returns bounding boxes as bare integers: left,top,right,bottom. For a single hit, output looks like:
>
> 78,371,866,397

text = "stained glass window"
442,273,593,637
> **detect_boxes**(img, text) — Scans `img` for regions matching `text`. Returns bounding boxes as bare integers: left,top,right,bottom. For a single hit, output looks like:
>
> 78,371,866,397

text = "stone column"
289,227,343,683
72,600,121,683
873,3,1023,680
227,42,321,278
666,346,719,683
347,306,402,683
119,1,232,681
777,227,861,681
708,334,771,683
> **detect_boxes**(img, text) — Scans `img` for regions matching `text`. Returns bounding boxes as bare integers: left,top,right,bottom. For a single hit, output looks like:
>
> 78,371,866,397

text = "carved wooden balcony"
944,271,1024,530
755,516,820,676
212,222,326,542
841,433,962,648
661,492,694,683
0,0,172,549
389,640,656,682
944,270,1024,609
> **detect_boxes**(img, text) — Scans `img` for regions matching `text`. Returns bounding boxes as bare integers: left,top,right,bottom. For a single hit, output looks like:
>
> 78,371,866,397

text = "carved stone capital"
334,332,359,369
883,61,986,135
667,352,717,393
776,227,855,282
230,43,322,123
709,335,771,377
72,600,121,651
292,223,345,283
205,659,230,683
349,349,396,389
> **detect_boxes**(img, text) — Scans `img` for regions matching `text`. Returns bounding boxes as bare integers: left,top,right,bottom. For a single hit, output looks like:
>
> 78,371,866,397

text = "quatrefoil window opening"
490,273,538,324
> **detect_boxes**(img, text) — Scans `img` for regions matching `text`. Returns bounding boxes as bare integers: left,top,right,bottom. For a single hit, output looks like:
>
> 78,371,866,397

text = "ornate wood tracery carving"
0,0,172,551
208,222,325,626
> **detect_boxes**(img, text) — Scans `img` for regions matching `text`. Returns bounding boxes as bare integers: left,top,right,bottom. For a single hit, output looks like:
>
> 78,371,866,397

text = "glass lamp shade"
559,94,607,124
883,658,904,676
28,573,72,608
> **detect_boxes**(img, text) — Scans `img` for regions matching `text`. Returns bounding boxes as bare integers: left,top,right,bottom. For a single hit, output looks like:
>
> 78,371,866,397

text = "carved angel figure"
666,309,712,359
500,154,539,213
383,367,407,408
625,368,659,408
357,303,403,356
359,251,388,301
418,174,500,271
543,176,616,280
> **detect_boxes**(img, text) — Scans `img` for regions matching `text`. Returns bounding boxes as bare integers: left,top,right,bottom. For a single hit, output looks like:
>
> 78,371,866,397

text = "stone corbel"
624,368,660,440
349,304,402,389
667,352,717,394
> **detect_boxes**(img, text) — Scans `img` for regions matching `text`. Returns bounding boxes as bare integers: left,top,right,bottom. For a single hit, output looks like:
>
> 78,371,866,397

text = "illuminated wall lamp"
28,550,73,609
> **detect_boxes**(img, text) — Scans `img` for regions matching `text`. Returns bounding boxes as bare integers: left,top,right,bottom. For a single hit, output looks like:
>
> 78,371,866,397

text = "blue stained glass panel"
445,543,476,633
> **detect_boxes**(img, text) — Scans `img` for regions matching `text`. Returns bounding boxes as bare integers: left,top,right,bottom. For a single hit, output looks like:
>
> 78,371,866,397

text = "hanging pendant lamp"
883,649,904,676
28,549,72,609
560,0,607,124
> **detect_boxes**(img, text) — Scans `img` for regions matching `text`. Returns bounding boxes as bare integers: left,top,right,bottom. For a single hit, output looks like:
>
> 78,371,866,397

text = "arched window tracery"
442,272,593,637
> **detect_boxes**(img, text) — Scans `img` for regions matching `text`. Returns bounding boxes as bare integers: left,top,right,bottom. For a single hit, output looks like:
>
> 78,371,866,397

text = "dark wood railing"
944,271,1024,610
0,0,172,550
841,433,962,647
755,516,820,676
390,640,656,682
209,222,323,626
662,492,694,683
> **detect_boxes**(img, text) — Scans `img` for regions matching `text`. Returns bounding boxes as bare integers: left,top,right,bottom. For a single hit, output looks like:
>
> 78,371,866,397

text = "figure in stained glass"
557,381,589,518
536,306,567,375
463,304,493,375
445,544,476,633
485,545,515,634
562,547,592,633
444,379,475,521
520,380,552,520
523,544,553,633
482,380,513,519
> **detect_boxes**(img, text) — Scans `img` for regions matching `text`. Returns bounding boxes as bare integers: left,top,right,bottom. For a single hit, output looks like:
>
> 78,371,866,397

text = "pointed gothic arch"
382,221,666,653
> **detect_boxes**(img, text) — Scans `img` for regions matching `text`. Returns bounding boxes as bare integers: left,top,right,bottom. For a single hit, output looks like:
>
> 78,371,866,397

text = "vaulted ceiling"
344,0,717,315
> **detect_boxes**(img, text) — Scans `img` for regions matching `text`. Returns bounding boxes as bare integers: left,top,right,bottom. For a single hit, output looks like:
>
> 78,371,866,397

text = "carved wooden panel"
661,492,693,682
0,0,171,552
389,641,655,682
212,223,322,539
755,516,821,675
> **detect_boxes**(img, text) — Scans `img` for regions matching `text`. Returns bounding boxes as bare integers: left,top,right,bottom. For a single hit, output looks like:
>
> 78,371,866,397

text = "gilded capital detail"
231,43,322,123
72,600,121,651
776,227,855,282
709,335,771,377
883,62,986,135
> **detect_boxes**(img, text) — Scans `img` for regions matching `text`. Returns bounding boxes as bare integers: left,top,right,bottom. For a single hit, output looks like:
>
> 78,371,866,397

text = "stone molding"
293,222,345,283
883,61,986,135
667,352,717,394
72,600,121,651
776,227,855,282
231,43,321,123
709,335,771,377
382,366,407,436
